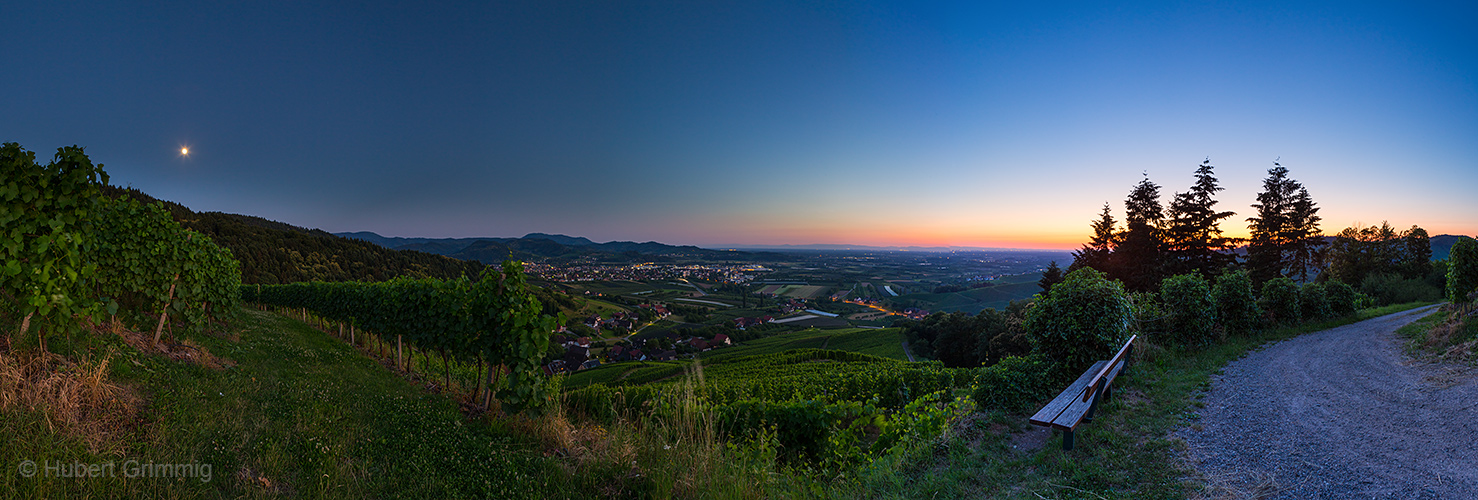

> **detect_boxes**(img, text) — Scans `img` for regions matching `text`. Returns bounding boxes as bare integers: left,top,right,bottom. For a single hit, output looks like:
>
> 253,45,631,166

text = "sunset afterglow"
3,2,1472,249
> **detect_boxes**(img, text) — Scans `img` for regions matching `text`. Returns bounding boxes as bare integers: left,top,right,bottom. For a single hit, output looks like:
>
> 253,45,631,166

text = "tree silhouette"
1282,186,1325,282
1113,174,1166,291
1246,161,1323,284
1038,260,1065,294
1165,159,1238,276
1069,203,1117,275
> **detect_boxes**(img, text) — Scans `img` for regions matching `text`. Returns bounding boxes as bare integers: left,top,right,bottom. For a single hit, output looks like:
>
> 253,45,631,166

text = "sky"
4,1,1475,249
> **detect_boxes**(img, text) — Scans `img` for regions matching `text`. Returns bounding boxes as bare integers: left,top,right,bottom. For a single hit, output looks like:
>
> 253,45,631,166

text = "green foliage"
1299,282,1331,320
1258,277,1301,324
1360,272,1443,306
244,261,563,413
1024,267,1133,374
0,143,107,336
1449,237,1478,303
1212,269,1260,335
1160,273,1217,348
972,354,1053,413
1325,222,1433,286
1324,280,1358,316
1,143,240,343
93,197,240,335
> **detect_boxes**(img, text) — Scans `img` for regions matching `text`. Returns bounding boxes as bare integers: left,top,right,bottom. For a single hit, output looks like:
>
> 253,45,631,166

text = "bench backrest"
1082,335,1136,402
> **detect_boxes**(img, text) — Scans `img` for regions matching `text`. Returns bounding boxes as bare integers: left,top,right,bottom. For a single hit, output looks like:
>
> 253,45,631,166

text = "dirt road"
1183,305,1478,499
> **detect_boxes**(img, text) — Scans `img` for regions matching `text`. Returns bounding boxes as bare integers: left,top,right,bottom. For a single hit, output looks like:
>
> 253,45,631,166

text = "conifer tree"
1038,260,1065,294
1166,159,1238,276
1246,162,1324,284
1113,175,1166,291
1282,186,1325,282
1069,203,1117,274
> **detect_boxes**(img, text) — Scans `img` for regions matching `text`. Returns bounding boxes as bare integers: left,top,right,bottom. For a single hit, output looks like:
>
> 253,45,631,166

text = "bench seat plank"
1029,360,1107,428
1051,357,1126,430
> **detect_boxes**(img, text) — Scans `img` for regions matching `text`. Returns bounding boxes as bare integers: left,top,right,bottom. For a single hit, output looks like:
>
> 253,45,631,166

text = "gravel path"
1182,305,1478,499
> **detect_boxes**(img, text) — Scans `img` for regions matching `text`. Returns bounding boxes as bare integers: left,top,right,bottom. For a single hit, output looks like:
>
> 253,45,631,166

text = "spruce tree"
1246,162,1324,284
1246,162,1298,285
1282,187,1325,282
1069,203,1117,274
1166,159,1238,276
1113,175,1167,291
1038,260,1065,294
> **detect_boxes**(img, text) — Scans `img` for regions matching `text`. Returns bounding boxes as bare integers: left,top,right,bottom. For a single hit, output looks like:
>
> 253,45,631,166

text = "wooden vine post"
151,273,180,348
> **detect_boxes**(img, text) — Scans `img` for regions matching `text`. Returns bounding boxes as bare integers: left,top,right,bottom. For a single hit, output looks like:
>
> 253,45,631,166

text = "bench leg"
1084,384,1103,423
1062,430,1075,451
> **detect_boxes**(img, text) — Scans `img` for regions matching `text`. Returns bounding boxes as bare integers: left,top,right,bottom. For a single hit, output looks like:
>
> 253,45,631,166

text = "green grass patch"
3,308,566,499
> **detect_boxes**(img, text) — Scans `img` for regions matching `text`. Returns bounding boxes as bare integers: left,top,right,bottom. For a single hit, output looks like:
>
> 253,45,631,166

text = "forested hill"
103,186,483,284
337,231,757,263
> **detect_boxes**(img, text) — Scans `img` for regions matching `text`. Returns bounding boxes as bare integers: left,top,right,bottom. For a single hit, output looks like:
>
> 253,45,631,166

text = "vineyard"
1,143,240,347
239,262,561,412
564,348,975,464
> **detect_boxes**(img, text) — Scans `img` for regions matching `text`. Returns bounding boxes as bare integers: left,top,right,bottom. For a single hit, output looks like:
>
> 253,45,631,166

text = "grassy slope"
2,308,565,499
832,301,1437,500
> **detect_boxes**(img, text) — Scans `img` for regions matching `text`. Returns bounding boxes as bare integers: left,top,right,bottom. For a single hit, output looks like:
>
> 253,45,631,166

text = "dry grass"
1190,469,1285,500
0,348,141,454
95,316,235,370
1416,303,1478,362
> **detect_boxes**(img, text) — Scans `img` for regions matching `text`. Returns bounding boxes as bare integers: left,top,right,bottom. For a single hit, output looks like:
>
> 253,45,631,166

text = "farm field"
895,280,1042,314
703,327,908,361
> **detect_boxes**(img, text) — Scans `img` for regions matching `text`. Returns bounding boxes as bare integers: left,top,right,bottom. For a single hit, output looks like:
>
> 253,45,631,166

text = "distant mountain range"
336,231,756,263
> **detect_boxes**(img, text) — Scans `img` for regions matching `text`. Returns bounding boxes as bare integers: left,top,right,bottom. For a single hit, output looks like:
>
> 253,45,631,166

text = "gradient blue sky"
5,1,1474,249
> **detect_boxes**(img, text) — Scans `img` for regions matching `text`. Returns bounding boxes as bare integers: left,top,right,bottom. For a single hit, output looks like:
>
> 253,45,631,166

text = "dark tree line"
1068,159,1329,291
898,302,1032,368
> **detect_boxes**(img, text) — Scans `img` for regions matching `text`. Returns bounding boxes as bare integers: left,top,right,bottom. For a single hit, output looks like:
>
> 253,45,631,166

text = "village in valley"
530,249,1065,376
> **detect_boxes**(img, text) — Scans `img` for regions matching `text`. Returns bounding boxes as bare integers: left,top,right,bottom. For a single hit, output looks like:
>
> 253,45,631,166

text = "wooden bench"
1028,335,1136,450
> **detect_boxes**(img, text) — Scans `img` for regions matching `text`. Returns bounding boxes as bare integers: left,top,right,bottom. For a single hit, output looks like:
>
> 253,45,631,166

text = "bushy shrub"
973,354,1053,413
1160,273,1217,348
1324,280,1359,316
1213,270,1260,335
1023,268,1133,377
1259,278,1301,324
1361,272,1442,306
1449,237,1478,303
1299,282,1331,320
